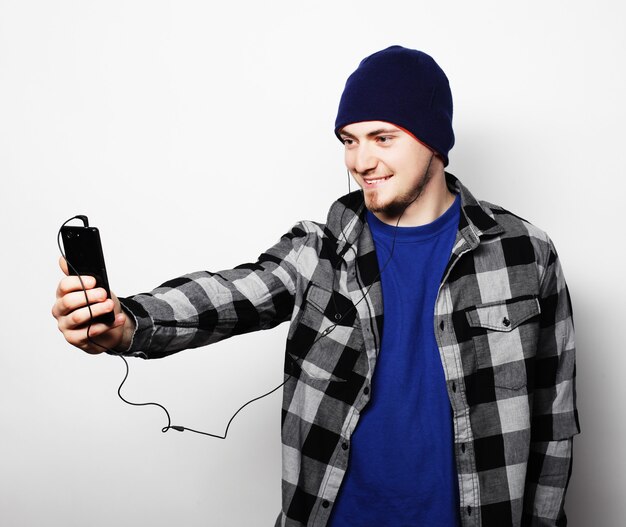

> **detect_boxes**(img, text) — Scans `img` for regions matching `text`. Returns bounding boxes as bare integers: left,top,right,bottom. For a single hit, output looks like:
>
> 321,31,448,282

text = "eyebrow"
339,127,401,139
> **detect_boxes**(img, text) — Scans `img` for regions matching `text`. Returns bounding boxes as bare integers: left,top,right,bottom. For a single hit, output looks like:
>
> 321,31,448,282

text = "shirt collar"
446,172,505,247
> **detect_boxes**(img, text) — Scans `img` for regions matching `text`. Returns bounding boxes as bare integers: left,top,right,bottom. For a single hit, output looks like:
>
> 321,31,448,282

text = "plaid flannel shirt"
119,173,579,526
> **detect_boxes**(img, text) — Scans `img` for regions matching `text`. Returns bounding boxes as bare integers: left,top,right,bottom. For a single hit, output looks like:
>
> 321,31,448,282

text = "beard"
365,165,434,218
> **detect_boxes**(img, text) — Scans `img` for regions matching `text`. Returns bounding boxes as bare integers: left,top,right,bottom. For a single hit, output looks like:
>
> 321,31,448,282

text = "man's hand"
52,257,135,354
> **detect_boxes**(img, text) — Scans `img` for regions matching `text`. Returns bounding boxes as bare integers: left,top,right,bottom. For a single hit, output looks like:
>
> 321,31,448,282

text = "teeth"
365,176,391,185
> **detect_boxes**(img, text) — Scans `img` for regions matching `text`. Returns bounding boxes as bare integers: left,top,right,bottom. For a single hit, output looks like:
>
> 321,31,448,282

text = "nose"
350,143,377,176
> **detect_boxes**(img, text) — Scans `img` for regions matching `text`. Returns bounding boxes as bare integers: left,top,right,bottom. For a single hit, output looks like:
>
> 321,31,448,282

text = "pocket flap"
466,297,541,332
306,283,332,313
304,283,358,327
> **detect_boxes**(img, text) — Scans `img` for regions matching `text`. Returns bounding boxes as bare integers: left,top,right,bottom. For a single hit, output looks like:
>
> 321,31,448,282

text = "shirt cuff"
110,296,153,359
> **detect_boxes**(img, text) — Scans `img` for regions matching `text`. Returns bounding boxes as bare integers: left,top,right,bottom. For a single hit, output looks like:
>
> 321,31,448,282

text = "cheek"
344,151,354,170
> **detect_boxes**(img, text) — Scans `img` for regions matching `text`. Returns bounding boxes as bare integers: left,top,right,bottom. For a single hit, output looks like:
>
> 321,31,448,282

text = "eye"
341,137,355,146
377,135,393,144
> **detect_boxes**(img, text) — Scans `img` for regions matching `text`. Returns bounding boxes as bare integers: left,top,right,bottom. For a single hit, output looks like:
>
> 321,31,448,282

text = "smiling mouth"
363,175,392,187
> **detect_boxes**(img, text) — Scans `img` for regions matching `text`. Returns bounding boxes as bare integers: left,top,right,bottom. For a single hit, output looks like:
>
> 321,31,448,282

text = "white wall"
1,1,624,525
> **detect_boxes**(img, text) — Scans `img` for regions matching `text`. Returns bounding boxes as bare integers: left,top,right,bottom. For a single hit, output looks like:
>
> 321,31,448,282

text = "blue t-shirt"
329,195,461,527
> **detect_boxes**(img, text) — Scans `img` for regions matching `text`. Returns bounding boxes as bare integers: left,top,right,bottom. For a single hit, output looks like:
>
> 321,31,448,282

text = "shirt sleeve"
115,222,310,359
523,238,580,524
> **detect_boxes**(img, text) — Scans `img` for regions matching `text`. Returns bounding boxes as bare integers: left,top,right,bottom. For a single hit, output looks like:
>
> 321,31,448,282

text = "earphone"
57,153,434,439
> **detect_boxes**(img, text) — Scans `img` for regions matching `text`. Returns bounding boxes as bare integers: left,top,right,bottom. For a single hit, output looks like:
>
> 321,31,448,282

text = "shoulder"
480,200,549,240
478,199,557,269
282,220,324,241
276,191,364,260
284,221,327,255
452,173,563,283
452,172,552,250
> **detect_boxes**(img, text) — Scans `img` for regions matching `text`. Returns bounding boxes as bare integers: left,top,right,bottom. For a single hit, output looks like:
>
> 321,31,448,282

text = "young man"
53,46,579,526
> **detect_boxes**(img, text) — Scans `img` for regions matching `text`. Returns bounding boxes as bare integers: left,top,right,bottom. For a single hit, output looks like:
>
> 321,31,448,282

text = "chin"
364,193,403,217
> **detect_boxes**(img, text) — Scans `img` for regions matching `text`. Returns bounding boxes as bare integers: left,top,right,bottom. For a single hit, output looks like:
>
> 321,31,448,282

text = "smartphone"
61,221,115,325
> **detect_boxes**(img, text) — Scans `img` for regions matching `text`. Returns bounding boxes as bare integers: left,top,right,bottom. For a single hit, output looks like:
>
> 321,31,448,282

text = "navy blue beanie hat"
334,45,454,166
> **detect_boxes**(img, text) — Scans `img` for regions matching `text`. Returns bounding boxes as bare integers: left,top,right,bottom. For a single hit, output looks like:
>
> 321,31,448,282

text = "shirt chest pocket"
287,283,364,383
465,297,541,390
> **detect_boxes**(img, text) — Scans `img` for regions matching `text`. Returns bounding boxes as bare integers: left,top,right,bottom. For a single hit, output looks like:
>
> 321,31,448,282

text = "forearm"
522,438,573,526
112,223,308,359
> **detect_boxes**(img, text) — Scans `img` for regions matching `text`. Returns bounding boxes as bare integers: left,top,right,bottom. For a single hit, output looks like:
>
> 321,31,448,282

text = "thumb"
58,256,69,276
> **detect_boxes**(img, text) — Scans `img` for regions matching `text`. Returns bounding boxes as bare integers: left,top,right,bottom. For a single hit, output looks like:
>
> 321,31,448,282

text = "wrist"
116,314,136,352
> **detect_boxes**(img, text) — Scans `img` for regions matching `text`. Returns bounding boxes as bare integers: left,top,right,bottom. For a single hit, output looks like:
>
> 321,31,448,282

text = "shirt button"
342,442,349,451
322,500,330,508
452,382,457,393
439,320,445,331
467,505,472,516
363,386,370,395
503,317,511,327
461,443,466,453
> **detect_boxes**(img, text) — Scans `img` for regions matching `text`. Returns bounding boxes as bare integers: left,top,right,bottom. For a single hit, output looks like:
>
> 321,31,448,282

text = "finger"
62,327,102,353
61,311,126,347
62,326,111,354
61,298,116,329
85,314,126,338
68,299,115,328
56,275,97,299
72,314,127,353
52,288,108,319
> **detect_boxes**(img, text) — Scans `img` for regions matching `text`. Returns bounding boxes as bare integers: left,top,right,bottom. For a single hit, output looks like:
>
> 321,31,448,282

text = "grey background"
1,0,624,525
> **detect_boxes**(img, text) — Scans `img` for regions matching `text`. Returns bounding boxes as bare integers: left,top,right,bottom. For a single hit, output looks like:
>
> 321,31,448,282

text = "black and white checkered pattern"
119,173,579,526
